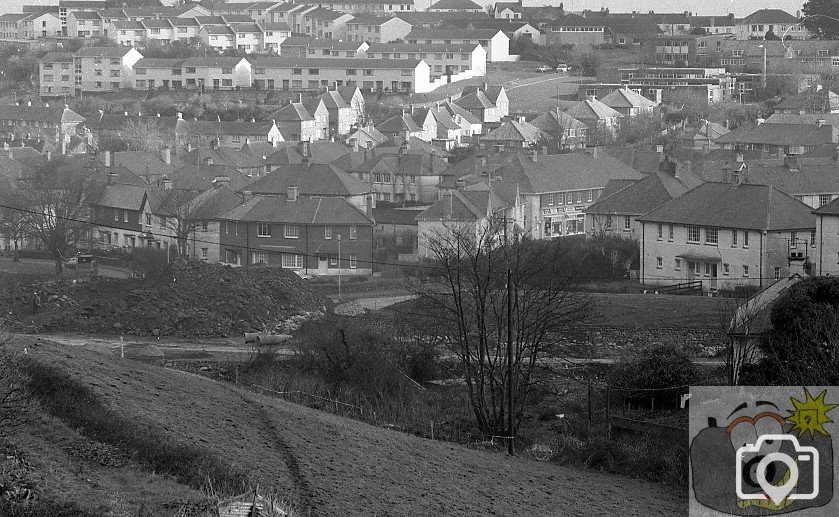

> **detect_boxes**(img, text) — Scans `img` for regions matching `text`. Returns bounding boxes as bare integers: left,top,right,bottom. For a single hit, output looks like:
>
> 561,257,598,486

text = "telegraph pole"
337,234,342,301
507,267,514,455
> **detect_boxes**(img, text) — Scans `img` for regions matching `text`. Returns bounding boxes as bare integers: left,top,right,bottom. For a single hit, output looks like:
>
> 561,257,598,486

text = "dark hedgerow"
21,360,251,496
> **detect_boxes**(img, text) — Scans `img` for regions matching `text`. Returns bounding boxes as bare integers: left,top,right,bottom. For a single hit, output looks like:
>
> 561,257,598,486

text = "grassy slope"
14,337,686,517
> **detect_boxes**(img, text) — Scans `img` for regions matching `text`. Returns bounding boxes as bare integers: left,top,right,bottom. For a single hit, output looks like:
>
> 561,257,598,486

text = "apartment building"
74,46,143,94
250,57,432,93
302,8,354,39
366,42,485,79
735,9,806,41
0,103,85,149
279,36,368,58
39,53,75,97
405,29,509,62
0,12,60,40
543,14,606,48
67,11,105,38
317,0,414,15
345,14,412,43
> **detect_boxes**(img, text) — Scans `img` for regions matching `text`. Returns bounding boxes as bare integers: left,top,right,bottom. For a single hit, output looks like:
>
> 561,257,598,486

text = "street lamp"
758,44,767,91
337,234,342,301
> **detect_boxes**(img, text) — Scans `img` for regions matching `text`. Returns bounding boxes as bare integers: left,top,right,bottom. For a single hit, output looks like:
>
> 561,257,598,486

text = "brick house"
217,190,374,276
637,181,816,292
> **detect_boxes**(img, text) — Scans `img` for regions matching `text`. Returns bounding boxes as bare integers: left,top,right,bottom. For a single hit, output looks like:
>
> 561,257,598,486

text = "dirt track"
17,337,687,516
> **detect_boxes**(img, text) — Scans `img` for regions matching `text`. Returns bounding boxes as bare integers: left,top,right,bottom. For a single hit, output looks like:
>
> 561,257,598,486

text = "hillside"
5,337,686,516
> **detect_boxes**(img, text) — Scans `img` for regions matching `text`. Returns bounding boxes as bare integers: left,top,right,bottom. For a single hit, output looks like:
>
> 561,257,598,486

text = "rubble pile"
0,262,329,338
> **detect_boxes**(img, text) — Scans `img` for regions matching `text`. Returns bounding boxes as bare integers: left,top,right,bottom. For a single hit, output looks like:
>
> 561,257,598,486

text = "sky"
0,0,807,19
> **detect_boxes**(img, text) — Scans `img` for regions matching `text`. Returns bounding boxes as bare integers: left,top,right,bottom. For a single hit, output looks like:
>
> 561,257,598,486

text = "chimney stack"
107,171,118,184
213,175,231,188
162,177,173,190
443,190,453,218
735,152,744,163
104,149,111,167
161,146,171,165
204,157,214,165
287,186,299,201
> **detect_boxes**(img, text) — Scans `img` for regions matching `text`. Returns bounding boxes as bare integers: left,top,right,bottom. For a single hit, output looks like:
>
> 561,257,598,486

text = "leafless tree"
16,157,104,273
0,204,28,262
121,119,167,152
0,322,28,436
154,188,227,258
410,219,589,436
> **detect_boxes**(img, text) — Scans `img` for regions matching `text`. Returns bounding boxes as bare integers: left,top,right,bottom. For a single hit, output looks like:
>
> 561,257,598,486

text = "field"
5,336,687,516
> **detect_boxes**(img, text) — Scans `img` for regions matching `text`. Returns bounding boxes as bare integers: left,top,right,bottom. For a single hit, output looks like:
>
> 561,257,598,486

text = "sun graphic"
787,388,838,438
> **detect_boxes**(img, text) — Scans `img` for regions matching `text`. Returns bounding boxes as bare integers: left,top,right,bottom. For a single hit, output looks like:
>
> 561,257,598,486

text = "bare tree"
121,119,167,152
0,323,28,436
411,219,589,436
154,188,218,258
17,157,104,273
0,204,28,262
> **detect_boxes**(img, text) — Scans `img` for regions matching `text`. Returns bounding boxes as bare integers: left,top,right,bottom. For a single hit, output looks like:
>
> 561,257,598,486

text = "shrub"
128,247,170,279
609,345,697,409
0,500,108,517
22,360,250,496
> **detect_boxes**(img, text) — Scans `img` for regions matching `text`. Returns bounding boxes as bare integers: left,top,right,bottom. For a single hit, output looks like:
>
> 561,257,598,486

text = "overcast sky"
0,0,805,19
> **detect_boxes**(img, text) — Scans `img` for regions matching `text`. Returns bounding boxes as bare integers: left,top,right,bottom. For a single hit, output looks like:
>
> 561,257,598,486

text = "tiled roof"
600,88,658,109
219,194,373,226
599,147,663,175
481,120,545,144
366,42,479,53
201,25,235,34
188,120,275,136
167,17,200,27
773,90,839,112
714,123,839,146
353,152,449,177
75,46,133,58
378,113,422,133
348,14,395,25
169,164,252,191
814,194,839,215
84,113,180,132
195,16,226,25
134,58,185,68
271,102,314,123
142,19,173,28
565,99,622,121
371,207,423,226
680,121,730,141
442,101,481,125
0,105,84,124
545,14,604,28
251,56,421,69
429,0,483,10
453,90,494,110
70,11,103,20
406,29,502,40
637,182,816,231
530,110,587,133
417,189,506,222
693,160,839,196
304,7,347,21
584,172,701,216
112,20,145,29
244,163,370,197
182,147,264,170
95,184,149,210
259,22,291,30
741,9,799,25
495,2,524,13
493,152,645,194
182,57,247,67
41,52,74,63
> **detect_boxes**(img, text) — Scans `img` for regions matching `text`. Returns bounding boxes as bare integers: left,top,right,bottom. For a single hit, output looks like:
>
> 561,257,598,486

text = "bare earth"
16,337,686,516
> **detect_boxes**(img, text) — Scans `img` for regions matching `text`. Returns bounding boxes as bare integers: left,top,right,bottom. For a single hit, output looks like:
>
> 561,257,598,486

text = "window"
145,214,151,225
282,253,303,269
818,49,829,56
675,258,681,270
324,227,332,239
349,254,357,269
743,231,749,247
587,190,593,202
329,255,339,267
308,68,319,75
346,68,356,75
704,262,711,276
819,194,832,207
687,226,701,243
723,263,730,275
258,223,271,237
284,224,300,238
576,192,582,203
114,210,119,222
547,193,554,206
656,257,663,269
657,224,663,240
668,225,674,241
222,67,232,74
252,251,266,264
201,221,208,232
705,228,718,245
811,229,817,247
731,229,737,247
624,216,631,231
122,210,128,223
293,68,302,75
110,70,119,77
201,248,208,259
774,266,781,280
742,265,749,277
350,225,357,239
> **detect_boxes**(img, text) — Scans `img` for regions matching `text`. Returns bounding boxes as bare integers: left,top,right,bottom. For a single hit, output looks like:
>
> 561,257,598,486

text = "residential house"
454,85,508,123
110,20,148,47
169,163,253,191
182,145,267,178
417,186,512,258
735,9,805,41
316,90,353,136
584,171,703,239
180,184,245,263
187,120,283,150
691,14,736,35
441,101,482,140
773,89,839,115
315,0,414,15
481,120,546,150
89,184,156,250
302,97,330,141
168,17,201,43
279,36,368,58
345,14,412,43
577,11,662,46
428,0,484,13
228,23,264,53
82,113,187,155
347,124,388,149
530,110,588,150
271,102,317,142
543,14,606,48
714,122,839,156
74,46,143,93
678,121,730,151
199,25,236,51
30,12,63,39
132,58,187,90
352,147,450,202
217,192,374,275
142,19,176,44
0,13,30,40
405,29,509,62
302,8,354,40
564,98,622,137
637,181,816,291
66,11,104,38
812,196,839,275
600,87,658,117
179,57,252,91
268,3,317,33
107,149,176,186
494,1,523,19
377,113,424,140
0,104,85,149
410,107,463,148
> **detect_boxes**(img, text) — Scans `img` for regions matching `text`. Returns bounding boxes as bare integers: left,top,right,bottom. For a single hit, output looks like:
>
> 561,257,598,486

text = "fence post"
605,384,611,439
587,379,592,439
235,365,239,386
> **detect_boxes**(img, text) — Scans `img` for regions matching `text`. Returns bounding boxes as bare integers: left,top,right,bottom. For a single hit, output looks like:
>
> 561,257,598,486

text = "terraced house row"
39,46,442,96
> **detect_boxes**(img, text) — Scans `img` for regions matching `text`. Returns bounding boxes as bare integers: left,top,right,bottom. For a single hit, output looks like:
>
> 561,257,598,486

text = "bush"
0,500,108,517
609,345,697,409
128,247,170,279
22,360,250,496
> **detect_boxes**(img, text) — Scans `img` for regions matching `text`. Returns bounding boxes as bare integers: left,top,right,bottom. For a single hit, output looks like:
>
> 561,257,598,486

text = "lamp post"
337,234,342,301
758,44,767,91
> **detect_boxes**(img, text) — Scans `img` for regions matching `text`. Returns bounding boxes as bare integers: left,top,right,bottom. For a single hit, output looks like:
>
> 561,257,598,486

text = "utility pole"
506,267,514,455
337,234,342,301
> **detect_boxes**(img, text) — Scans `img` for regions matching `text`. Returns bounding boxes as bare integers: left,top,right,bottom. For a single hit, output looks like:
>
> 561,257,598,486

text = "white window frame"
258,222,271,237
349,225,357,239
284,224,300,239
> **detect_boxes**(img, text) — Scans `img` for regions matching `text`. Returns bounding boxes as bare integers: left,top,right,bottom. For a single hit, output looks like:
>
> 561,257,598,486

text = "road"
0,256,129,278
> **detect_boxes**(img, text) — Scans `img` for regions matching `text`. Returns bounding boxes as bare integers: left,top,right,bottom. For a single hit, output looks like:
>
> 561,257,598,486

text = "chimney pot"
104,149,111,167
287,185,299,201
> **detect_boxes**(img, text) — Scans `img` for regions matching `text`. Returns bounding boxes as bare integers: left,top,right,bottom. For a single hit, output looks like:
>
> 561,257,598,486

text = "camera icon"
736,434,820,506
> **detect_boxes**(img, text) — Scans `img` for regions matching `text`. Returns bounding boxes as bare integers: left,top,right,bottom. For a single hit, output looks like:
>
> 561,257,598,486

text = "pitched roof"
741,9,799,25
41,52,75,63
530,110,587,133
95,184,149,210
134,58,185,68
495,2,524,13
169,164,252,191
693,161,839,196
182,147,264,170
481,120,546,144
453,90,494,110
416,189,505,222
75,46,134,58
600,88,658,109
714,123,839,146
250,56,421,69
353,152,449,177
378,113,422,133
545,13,604,28
270,102,314,123
814,194,839,215
218,194,373,226
773,89,839,112
244,163,370,197
598,147,663,175
0,105,84,124
429,0,483,10
181,57,247,68
681,121,729,141
637,182,816,230
493,152,645,194
304,7,348,20
584,172,701,216
765,113,839,126
347,125,388,147
406,29,503,40
564,98,622,121
70,11,102,20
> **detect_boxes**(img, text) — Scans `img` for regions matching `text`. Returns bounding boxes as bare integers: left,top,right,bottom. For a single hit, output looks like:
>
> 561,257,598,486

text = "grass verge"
21,359,252,497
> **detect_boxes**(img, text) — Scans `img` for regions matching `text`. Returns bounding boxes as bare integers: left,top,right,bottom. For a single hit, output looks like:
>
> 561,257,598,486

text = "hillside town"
3,0,839,516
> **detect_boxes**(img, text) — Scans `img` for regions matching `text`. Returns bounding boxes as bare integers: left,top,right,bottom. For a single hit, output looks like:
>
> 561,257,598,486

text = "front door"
318,256,328,274
687,261,695,281
710,263,718,289
267,79,274,89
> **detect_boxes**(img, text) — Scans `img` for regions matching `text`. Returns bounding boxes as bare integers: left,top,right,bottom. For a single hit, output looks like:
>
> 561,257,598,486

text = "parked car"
536,65,552,73
554,63,569,73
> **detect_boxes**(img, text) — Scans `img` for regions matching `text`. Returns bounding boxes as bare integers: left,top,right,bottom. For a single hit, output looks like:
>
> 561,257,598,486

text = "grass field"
8,336,686,516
